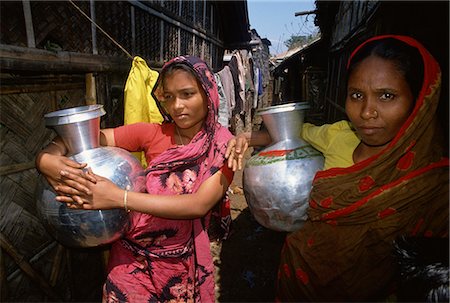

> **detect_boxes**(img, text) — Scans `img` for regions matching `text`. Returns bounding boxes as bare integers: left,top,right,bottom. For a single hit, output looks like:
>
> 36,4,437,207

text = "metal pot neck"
257,102,309,143
44,105,106,155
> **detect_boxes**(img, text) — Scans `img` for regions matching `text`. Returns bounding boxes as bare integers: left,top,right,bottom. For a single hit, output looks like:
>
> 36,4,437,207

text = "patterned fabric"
276,35,449,301
104,56,233,303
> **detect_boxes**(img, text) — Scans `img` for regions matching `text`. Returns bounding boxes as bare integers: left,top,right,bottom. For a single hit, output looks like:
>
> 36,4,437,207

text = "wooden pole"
85,73,97,105
0,44,131,73
90,0,98,55
22,0,36,48
49,244,65,287
0,233,61,300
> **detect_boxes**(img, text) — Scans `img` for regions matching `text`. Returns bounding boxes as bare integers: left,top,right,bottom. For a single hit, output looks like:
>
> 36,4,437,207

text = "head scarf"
148,55,228,175
277,35,449,301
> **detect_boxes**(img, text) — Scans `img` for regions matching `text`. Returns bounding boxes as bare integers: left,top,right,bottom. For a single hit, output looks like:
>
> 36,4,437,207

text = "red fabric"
114,122,233,186
114,122,176,162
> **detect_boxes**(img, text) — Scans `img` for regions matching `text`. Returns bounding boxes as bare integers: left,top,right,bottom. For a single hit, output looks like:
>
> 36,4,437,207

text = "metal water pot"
36,105,145,247
243,102,324,232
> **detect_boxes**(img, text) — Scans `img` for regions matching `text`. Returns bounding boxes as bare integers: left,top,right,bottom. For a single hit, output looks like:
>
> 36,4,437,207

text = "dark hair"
156,62,203,122
160,63,199,90
348,38,424,101
393,236,449,302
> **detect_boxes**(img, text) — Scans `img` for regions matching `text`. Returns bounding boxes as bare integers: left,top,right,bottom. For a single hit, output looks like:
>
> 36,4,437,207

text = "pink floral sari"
103,56,233,302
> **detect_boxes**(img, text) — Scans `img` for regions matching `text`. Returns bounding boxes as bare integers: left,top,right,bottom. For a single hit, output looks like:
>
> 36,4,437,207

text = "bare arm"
99,128,116,146
57,169,230,219
225,130,272,171
35,128,116,193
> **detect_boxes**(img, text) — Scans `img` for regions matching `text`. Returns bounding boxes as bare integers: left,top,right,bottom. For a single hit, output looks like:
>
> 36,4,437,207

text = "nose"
360,100,378,120
171,96,185,111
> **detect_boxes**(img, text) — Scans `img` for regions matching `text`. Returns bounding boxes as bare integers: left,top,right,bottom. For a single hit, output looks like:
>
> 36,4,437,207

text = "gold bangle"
123,189,130,213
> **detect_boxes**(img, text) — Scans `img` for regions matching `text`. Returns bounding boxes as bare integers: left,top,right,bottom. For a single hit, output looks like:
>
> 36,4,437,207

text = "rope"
68,0,133,60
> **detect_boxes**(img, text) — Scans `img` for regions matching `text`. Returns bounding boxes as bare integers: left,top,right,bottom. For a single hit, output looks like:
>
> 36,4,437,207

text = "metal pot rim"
256,102,310,116
44,104,106,126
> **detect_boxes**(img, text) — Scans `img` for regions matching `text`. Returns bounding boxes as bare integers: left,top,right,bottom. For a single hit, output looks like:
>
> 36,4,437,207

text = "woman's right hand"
225,130,272,171
225,134,250,171
36,152,96,195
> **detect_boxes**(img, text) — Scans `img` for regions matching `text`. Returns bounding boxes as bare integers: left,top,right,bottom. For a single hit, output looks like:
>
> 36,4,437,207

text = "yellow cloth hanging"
124,56,163,168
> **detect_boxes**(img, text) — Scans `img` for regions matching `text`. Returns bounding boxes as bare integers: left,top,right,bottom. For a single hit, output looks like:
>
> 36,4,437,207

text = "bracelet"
123,189,130,213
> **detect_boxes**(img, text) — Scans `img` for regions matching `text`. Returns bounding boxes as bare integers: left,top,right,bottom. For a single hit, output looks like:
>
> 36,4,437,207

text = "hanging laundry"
124,56,163,167
214,73,230,128
228,54,244,114
216,65,235,119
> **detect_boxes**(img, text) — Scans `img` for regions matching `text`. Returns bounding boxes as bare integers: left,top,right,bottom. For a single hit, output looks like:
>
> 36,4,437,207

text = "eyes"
162,90,196,103
348,91,396,101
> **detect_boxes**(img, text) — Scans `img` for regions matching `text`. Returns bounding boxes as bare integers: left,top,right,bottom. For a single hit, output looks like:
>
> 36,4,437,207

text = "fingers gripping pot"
36,105,145,247
243,102,324,232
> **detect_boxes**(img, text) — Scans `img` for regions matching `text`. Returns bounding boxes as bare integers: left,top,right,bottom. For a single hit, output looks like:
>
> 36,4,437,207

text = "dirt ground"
211,149,287,302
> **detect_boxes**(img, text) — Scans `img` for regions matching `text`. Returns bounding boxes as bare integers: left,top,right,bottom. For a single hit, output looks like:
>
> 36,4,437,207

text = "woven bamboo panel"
194,36,203,58
163,22,179,60
95,1,133,58
180,28,193,57
135,6,161,62
0,86,97,301
31,1,93,53
1,1,224,70
180,1,194,25
0,88,83,250
0,1,28,47
160,0,180,16
194,0,204,29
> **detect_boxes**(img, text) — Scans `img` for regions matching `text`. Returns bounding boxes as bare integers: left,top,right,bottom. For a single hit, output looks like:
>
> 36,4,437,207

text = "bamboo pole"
0,82,84,95
0,233,61,300
85,73,97,105
22,0,35,48
49,244,65,287
0,44,131,73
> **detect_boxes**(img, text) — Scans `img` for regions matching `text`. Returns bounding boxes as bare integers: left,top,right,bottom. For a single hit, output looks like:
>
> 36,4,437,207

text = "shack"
0,1,251,301
272,0,448,138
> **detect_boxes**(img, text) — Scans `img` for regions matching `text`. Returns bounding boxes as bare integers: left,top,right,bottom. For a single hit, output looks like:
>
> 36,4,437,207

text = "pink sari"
103,56,233,302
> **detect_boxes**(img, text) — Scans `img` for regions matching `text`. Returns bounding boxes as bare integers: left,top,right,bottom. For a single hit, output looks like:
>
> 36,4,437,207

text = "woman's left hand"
55,169,122,210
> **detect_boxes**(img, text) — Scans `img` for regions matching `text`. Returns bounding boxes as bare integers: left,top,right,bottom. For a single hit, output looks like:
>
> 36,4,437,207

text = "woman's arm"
35,137,94,191
57,169,230,219
99,128,116,146
225,130,272,171
35,128,116,193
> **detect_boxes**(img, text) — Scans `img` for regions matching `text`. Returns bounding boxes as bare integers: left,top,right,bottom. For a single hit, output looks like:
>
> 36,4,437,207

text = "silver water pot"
36,105,145,247
243,102,324,232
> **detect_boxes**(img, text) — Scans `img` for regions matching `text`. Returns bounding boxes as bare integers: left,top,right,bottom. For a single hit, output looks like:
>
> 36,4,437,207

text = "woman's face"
161,69,208,134
345,55,415,148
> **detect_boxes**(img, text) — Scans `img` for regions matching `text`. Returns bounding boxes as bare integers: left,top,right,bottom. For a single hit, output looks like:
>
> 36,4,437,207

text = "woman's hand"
36,153,97,195
225,130,272,171
55,169,122,210
225,134,249,171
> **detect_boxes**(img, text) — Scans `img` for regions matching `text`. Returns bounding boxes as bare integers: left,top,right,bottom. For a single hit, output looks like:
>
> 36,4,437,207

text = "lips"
358,126,383,135
174,114,188,120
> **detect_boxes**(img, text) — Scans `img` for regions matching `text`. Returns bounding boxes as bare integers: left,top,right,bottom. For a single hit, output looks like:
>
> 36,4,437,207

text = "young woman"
226,35,449,301
36,56,234,302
